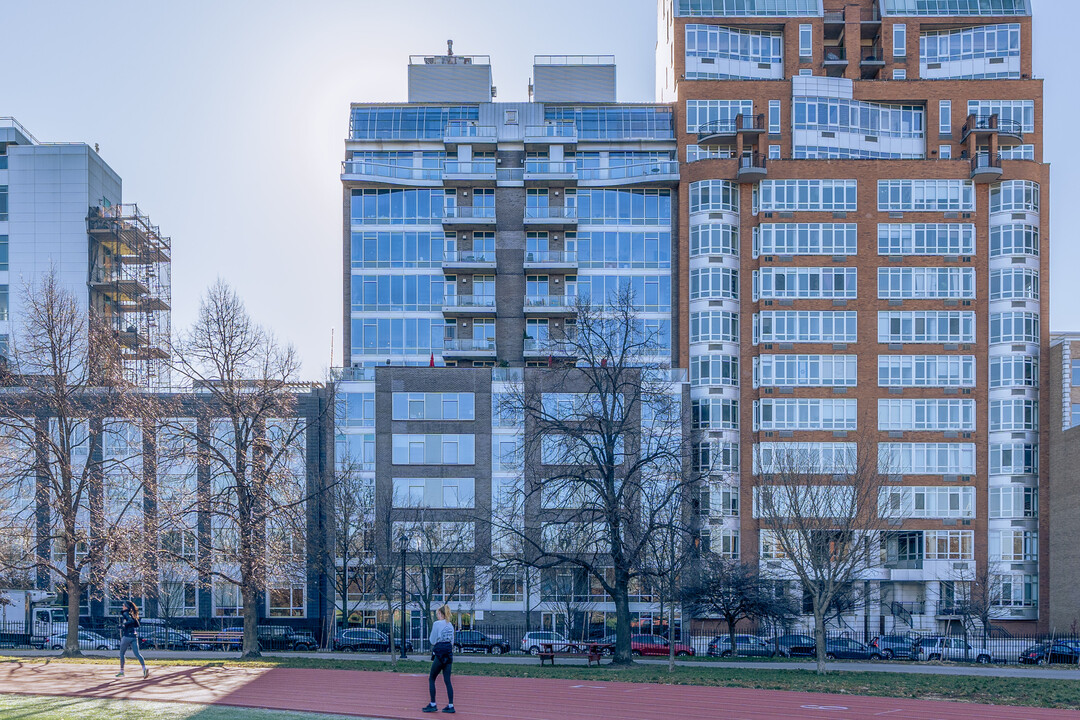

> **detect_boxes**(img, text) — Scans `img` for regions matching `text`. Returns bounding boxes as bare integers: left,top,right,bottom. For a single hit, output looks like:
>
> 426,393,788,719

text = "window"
892,69,907,80
392,393,475,421
545,105,675,141
920,24,1021,79
990,224,1038,257
675,0,823,17
893,23,907,56
690,311,739,344
877,311,975,344
159,579,197,617
755,399,858,431
878,443,975,475
212,580,243,617
883,0,1028,17
690,354,739,387
877,267,975,299
994,574,1037,609
991,355,1038,388
690,267,739,300
878,355,976,387
268,583,305,618
769,100,781,134
350,106,478,140
542,434,625,466
690,224,738,257
685,25,784,79
877,223,974,256
758,180,858,212
351,188,452,225
990,398,1038,433
924,531,974,560
967,100,1035,133
0,236,7,271
351,317,446,357
579,275,670,312
686,100,754,134
769,144,781,159
1073,359,1080,387
877,180,974,212
1073,405,1080,428
491,569,525,602
990,530,1038,562
693,440,739,474
879,486,974,519
990,486,1037,518
799,24,812,58
0,186,7,222
878,399,976,431
754,355,857,387
754,224,857,257
792,99,925,159
392,478,475,508
576,230,672,268
989,442,1038,475
760,530,787,559
690,180,739,214
990,311,1039,344
391,434,475,465
352,231,446,269
705,484,740,517
939,144,951,159
0,285,5,321
990,180,1039,214
753,266,857,300
575,188,672,225
339,393,375,427
753,311,857,344
753,443,858,475
710,528,740,559
692,398,739,431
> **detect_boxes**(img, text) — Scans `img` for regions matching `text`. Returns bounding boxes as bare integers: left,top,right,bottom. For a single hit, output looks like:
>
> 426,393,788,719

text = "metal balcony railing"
962,114,1024,139
824,47,848,62
972,153,1003,171
861,46,885,62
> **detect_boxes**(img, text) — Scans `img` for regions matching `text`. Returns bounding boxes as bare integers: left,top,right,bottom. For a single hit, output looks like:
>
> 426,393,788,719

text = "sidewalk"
0,660,1076,720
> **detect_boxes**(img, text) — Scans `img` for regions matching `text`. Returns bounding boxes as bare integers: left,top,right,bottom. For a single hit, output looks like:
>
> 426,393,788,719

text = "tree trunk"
61,566,82,658
813,605,827,675
612,581,633,665
667,589,676,673
727,616,738,660
242,576,261,658
386,597,397,666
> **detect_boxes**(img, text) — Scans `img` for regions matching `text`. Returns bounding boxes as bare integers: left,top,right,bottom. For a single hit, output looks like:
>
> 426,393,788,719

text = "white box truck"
0,590,63,648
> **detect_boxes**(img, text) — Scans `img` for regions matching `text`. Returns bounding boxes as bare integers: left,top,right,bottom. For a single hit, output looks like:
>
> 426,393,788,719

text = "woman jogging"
422,605,455,713
116,600,148,679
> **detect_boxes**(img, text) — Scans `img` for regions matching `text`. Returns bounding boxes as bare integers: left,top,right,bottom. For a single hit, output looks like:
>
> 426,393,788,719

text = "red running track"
0,661,1076,720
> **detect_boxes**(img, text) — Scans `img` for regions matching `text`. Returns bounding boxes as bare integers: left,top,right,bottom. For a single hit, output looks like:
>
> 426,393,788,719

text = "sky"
0,0,1074,378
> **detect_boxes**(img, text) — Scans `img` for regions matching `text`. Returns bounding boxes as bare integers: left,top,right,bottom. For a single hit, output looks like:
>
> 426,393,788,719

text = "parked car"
221,625,318,652
708,634,773,657
453,630,510,655
629,634,694,657
770,634,816,658
137,627,192,651
816,638,881,661
333,627,412,653
1019,641,1080,665
520,631,582,655
45,630,118,651
911,636,993,664
869,634,919,660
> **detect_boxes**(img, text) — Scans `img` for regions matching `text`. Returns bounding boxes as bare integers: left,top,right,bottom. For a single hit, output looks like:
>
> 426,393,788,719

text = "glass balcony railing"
444,122,497,141
442,250,496,264
524,206,577,220
524,295,576,309
523,338,577,354
578,161,679,182
443,338,497,353
524,160,577,175
443,294,497,309
444,206,497,220
341,161,442,181
525,123,578,139
491,367,524,382
523,251,577,264
443,160,497,175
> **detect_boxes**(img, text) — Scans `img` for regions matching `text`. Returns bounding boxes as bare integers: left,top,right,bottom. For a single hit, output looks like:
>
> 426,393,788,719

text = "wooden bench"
538,642,608,667
188,631,242,650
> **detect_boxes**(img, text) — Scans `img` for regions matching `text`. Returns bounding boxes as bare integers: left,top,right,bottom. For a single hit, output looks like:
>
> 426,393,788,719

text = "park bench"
538,642,608,667
188,630,242,650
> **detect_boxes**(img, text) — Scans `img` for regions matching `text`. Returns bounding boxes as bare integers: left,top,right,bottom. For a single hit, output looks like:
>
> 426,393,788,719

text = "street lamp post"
399,532,409,660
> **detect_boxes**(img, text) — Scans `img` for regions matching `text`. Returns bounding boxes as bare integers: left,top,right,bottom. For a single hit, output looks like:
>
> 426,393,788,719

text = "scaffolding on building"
86,203,172,389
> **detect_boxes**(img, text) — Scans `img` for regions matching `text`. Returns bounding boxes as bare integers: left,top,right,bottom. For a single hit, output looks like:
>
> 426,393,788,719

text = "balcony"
823,10,845,40
340,161,442,187
577,161,679,187
523,294,578,315
497,167,524,186
441,338,497,359
443,122,498,148
860,46,885,79
522,250,577,271
970,153,1003,183
823,47,848,77
961,114,1024,145
442,294,498,315
523,206,577,229
736,152,767,182
523,160,577,186
442,250,497,272
523,338,577,358
442,160,497,186
860,5,882,38
524,122,578,148
442,206,497,228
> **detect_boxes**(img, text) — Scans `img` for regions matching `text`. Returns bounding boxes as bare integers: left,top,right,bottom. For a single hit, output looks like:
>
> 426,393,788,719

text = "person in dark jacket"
422,605,455,713
115,600,147,678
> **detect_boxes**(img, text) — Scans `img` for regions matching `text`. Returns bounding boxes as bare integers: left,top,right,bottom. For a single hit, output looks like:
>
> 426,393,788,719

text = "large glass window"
392,393,475,421
0,236,7,271
689,180,739,214
351,231,445,268
755,399,858,431
349,106,478,140
878,355,976,387
578,275,670,311
351,274,446,311
878,443,976,475
882,0,1028,16
990,398,1038,432
392,478,475,508
990,311,1039,344
753,311,857,344
878,399,976,431
877,223,975,255
920,24,1020,77
794,98,924,139
686,100,754,134
990,486,1037,518
576,230,671,268
754,223,857,257
990,268,1038,301
967,100,1035,133
877,180,974,212
878,311,975,343
990,530,1038,562
575,189,672,226
754,267,857,300
675,0,823,16
689,355,739,387
391,434,476,465
990,180,1040,214
989,442,1038,475
690,267,739,300
877,267,975,299
755,355,857,387
692,398,740,431
351,189,451,225
0,186,7,222
690,224,739,257
690,311,739,343
759,180,857,212
753,443,858,475
545,106,674,140
989,224,1038,257
350,318,446,356
685,25,783,78
991,355,1038,388
879,486,974,519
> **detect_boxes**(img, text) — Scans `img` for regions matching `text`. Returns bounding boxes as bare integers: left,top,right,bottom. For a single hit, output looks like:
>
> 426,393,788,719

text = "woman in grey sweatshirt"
423,605,455,713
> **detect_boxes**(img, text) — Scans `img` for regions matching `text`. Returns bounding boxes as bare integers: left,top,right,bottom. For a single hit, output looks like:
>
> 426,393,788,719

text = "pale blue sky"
0,0,1073,376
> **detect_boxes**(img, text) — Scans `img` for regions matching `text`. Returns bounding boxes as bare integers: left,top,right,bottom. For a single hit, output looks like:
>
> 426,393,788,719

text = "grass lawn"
0,693,365,720
2,655,1079,710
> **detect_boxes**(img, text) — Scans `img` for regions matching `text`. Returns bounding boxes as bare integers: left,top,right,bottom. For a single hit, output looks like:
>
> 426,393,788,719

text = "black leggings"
428,654,453,705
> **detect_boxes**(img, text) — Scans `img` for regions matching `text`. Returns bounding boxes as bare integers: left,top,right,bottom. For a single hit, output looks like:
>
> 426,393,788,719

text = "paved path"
8,648,1080,680
0,660,1077,720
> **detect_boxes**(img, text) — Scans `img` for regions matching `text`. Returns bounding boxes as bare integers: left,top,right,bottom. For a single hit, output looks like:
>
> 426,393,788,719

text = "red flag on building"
430,353,435,367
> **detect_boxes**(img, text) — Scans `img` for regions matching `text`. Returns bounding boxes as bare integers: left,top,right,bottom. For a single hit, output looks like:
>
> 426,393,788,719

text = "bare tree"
949,561,1006,642
160,281,309,658
640,495,696,671
753,433,888,674
0,272,154,656
490,287,695,665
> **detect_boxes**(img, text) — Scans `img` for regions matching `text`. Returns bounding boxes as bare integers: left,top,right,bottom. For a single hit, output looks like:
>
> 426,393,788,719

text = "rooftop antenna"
447,39,454,57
